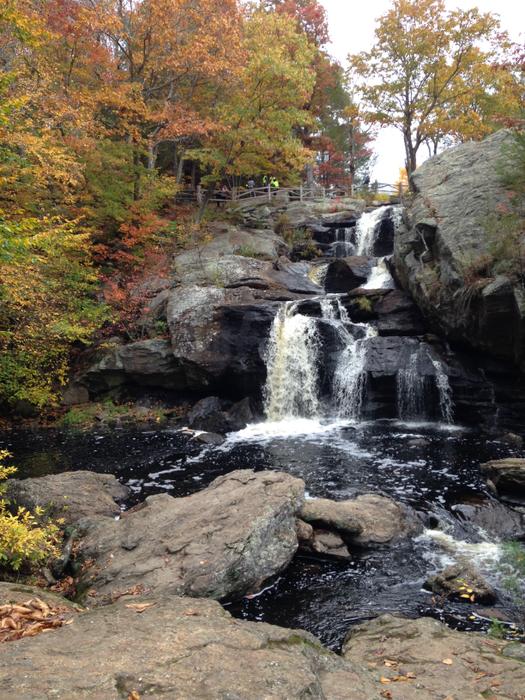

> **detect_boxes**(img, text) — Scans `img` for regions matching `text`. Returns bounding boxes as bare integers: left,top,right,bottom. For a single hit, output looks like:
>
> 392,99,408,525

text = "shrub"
0,451,61,572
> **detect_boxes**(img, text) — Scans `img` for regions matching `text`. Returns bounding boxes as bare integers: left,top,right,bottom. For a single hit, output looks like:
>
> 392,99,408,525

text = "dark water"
1,419,524,649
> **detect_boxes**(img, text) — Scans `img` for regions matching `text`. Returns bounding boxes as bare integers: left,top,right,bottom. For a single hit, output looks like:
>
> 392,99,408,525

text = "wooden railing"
175,182,404,204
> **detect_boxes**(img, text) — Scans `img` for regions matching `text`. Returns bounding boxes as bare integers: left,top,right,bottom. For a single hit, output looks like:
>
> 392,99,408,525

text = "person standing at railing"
247,178,255,196
270,176,279,190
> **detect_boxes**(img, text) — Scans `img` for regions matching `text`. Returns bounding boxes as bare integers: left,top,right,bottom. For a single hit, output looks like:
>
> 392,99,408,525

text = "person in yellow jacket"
270,177,279,189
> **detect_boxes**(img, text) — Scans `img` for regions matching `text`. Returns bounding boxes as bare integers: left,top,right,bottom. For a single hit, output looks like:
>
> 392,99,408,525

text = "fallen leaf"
380,677,392,684
442,658,453,665
384,659,398,667
380,691,393,699
125,603,156,613
128,692,140,700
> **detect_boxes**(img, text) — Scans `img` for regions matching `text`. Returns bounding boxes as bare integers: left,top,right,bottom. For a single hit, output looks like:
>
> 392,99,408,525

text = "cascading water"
354,207,387,255
397,347,428,420
363,257,395,290
332,227,354,257
396,346,455,423
264,302,321,420
431,357,455,424
333,323,377,419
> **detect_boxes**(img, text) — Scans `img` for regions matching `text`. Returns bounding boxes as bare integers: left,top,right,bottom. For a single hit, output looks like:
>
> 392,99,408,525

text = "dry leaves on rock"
0,598,74,642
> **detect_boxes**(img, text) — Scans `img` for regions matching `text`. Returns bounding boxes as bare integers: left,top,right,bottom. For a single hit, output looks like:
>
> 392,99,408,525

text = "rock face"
0,595,376,700
299,494,418,546
343,614,525,700
481,458,525,501
426,563,496,604
324,256,372,293
79,470,305,604
5,471,128,525
395,129,525,369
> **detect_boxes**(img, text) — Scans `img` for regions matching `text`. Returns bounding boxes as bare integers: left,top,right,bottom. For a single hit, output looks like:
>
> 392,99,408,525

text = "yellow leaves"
442,658,454,665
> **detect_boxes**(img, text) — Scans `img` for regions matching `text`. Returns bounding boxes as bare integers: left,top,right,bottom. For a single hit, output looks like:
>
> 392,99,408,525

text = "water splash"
308,263,329,287
363,257,395,290
264,302,321,420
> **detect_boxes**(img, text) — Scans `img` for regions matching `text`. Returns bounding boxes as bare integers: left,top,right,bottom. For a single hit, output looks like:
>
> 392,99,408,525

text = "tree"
350,0,521,179
191,11,316,192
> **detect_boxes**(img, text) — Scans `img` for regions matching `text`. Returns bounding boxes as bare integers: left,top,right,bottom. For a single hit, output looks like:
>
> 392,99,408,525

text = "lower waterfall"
264,302,321,420
397,346,455,423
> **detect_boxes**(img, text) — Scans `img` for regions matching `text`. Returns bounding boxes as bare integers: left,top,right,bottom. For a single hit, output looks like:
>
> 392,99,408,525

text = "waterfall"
264,302,321,420
332,228,354,257
431,358,454,424
397,347,427,420
355,208,386,255
308,263,329,287
396,347,455,423
333,324,377,419
319,296,376,419
363,257,395,290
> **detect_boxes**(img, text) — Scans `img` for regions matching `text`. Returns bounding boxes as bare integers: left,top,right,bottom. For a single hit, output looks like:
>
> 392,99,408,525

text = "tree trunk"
176,154,185,184
133,148,141,201
305,161,314,188
147,140,157,171
403,132,418,186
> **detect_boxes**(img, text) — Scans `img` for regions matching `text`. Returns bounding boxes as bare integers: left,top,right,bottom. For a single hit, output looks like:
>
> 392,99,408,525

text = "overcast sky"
320,0,525,182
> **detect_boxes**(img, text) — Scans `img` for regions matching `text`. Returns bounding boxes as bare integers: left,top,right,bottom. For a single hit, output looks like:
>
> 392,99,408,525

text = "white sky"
320,0,525,182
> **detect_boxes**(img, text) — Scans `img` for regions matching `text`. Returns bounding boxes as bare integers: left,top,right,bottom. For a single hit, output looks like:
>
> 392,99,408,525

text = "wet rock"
500,432,524,449
395,129,525,367
6,472,128,525
324,256,372,293
226,397,254,430
78,470,305,604
296,518,314,546
451,496,525,541
426,563,497,604
187,396,254,433
311,529,351,559
375,289,425,336
481,458,525,500
300,494,417,545
0,595,375,700
191,431,225,446
342,614,525,700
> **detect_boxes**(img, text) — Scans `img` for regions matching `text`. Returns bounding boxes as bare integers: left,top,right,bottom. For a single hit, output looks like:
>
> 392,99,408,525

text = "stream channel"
1,206,524,650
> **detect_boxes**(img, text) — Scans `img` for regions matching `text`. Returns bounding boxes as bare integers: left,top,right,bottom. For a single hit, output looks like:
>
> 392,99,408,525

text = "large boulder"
480,458,525,501
187,396,254,433
0,595,375,700
166,285,278,396
324,256,373,293
343,614,525,700
375,289,425,336
5,471,129,525
395,129,525,368
299,494,418,546
78,470,305,604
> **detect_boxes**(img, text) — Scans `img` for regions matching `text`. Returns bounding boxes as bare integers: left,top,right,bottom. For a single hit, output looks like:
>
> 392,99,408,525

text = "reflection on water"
0,420,523,649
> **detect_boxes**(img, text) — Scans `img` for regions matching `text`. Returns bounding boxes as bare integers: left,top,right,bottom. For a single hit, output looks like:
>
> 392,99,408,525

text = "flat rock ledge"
300,493,419,546
343,614,525,700
78,470,305,604
5,471,129,525
0,594,375,700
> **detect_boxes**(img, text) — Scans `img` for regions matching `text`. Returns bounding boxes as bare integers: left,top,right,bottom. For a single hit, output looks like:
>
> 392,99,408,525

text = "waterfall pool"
1,420,523,649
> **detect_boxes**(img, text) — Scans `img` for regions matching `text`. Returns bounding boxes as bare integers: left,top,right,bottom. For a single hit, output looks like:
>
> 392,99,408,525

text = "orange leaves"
0,597,75,643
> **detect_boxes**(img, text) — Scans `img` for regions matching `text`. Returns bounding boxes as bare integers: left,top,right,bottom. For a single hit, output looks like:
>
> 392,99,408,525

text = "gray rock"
78,470,305,604
296,518,314,545
82,338,184,394
61,383,89,406
426,563,497,604
0,595,375,700
191,431,225,446
5,471,128,525
395,129,525,366
480,458,525,499
343,614,525,700
324,256,372,293
311,529,351,559
299,494,418,545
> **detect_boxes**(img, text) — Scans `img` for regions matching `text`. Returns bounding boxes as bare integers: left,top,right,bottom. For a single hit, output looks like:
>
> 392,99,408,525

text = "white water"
397,347,427,420
355,207,387,255
431,358,454,424
418,529,502,570
333,324,377,419
264,302,321,420
363,257,395,290
332,227,354,257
